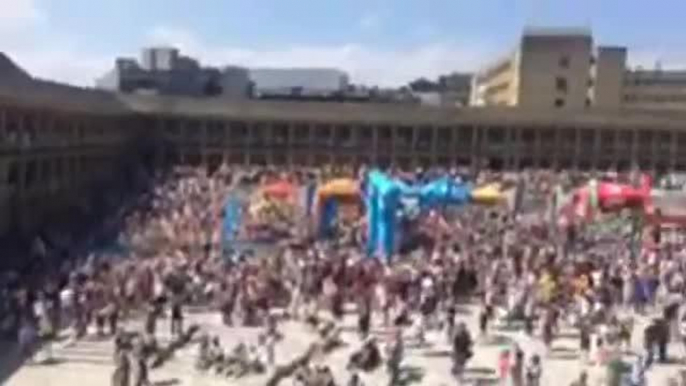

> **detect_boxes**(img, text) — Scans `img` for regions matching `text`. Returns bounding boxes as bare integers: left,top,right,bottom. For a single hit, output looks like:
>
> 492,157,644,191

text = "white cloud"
147,26,493,87
2,2,493,89
0,0,45,30
359,13,381,30
15,49,113,86
0,0,109,86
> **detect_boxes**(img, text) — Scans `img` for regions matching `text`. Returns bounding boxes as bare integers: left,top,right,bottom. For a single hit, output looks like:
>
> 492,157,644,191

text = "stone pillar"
670,130,678,171
155,117,166,169
0,109,6,188
572,127,581,170
201,120,209,170
552,126,561,170
629,128,638,168
533,127,542,168
470,125,480,169
47,155,56,194
16,114,26,197
649,130,658,171
284,122,294,167
448,126,458,167
220,120,229,165
508,127,518,170
388,126,398,166
376,126,381,165
430,126,438,164
179,120,188,165
0,108,6,140
592,128,601,170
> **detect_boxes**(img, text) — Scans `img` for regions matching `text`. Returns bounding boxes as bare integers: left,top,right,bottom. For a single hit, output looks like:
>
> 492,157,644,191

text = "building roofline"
522,26,592,38
117,94,686,130
2,52,686,129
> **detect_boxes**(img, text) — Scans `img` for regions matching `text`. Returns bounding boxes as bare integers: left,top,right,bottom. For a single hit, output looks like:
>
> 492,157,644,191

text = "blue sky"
1,0,684,86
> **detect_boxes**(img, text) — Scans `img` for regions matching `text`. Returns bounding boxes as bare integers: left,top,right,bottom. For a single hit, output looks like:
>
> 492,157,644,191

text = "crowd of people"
2,164,686,386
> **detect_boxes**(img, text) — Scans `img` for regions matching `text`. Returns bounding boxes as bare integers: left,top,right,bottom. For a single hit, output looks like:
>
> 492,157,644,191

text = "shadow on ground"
422,349,452,358
480,334,515,347
152,378,181,386
397,365,425,386
0,340,43,385
464,366,498,385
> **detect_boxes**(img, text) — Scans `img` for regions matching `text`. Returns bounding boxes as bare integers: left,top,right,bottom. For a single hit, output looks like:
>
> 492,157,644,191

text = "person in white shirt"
18,318,37,362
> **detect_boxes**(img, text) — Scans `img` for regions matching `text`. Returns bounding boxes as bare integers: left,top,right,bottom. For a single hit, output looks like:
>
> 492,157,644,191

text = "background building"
471,27,596,109
471,27,686,111
623,69,686,110
249,68,349,98
409,72,472,107
96,47,250,98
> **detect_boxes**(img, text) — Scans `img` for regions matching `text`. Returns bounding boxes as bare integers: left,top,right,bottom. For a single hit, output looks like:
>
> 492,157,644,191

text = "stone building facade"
3,69,686,237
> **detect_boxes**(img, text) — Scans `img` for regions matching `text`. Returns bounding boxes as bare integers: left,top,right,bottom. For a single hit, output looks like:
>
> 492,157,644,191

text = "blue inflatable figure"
365,170,472,259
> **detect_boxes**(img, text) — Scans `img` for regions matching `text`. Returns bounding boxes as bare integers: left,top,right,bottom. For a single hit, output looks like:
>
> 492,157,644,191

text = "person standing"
498,349,512,385
358,297,371,340
541,309,556,356
452,323,473,382
579,321,591,364
112,337,131,386
18,317,37,363
655,317,670,363
131,336,151,386
511,349,525,386
170,296,184,337
525,354,542,386
143,301,159,339
628,355,646,386
568,371,588,386
101,297,120,336
478,303,492,339
386,329,404,386
679,313,686,361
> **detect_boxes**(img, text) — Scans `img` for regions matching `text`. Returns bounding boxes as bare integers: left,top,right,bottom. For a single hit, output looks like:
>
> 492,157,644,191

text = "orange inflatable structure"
315,178,361,203
315,178,362,235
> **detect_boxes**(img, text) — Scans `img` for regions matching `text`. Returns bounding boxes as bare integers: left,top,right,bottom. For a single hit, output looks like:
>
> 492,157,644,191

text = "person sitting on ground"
319,321,345,354
347,336,382,372
195,334,212,371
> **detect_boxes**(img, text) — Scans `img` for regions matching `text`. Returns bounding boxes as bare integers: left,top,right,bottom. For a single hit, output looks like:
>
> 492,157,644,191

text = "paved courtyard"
2,305,685,385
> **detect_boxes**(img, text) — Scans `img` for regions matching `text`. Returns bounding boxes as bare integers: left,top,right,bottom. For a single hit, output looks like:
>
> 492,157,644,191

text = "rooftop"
2,53,686,130
522,26,593,38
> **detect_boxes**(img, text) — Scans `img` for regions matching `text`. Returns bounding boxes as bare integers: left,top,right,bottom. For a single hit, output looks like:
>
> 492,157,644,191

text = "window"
559,56,570,68
7,162,18,185
379,126,392,140
294,124,309,142
554,98,566,108
334,125,352,146
273,124,289,144
555,77,568,93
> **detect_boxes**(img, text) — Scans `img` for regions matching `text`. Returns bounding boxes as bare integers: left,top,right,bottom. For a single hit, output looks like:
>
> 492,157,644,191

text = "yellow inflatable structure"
471,183,509,205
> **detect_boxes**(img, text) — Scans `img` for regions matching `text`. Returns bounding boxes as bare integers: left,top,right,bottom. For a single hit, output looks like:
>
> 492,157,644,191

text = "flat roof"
523,26,592,38
1,63,686,130
118,94,686,130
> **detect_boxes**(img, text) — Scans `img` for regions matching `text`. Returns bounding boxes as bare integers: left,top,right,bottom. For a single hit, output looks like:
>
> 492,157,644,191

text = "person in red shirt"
498,349,512,384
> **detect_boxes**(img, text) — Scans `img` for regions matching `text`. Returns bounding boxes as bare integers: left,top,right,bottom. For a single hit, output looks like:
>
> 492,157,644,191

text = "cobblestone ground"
3,305,685,385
